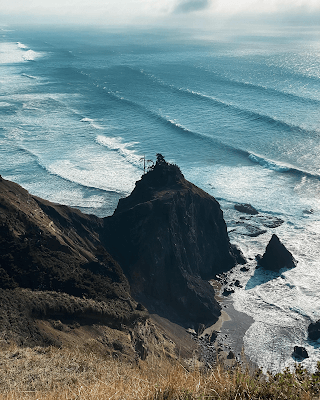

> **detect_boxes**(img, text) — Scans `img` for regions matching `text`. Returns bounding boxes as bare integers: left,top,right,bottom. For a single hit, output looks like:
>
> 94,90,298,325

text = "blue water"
1,24,320,371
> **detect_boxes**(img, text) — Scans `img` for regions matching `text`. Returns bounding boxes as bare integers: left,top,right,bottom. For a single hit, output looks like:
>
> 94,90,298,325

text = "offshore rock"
234,203,258,215
308,320,320,341
293,346,309,359
257,234,297,272
101,156,243,325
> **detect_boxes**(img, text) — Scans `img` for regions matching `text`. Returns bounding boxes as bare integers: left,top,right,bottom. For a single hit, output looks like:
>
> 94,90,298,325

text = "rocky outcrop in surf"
293,346,309,359
101,155,244,326
234,203,258,215
308,320,320,341
257,234,297,272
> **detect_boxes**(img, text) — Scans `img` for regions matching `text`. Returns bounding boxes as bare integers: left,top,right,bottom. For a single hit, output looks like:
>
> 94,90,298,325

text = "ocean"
1,23,320,372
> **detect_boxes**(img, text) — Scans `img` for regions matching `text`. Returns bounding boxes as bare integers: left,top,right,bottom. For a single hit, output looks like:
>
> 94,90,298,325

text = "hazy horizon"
1,0,320,30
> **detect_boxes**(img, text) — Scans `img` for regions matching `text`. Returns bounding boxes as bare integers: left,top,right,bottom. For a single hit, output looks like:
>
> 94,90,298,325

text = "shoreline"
218,297,255,363
205,280,255,366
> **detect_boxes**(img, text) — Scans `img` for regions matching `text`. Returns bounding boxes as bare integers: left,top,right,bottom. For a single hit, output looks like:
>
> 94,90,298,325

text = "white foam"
45,153,141,196
80,117,104,129
21,73,37,79
17,42,28,49
0,42,44,64
44,190,105,209
96,135,141,167
80,117,94,123
230,218,320,372
22,50,42,61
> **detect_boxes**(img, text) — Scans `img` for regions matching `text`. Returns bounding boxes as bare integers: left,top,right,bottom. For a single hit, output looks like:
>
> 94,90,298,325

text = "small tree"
156,153,166,165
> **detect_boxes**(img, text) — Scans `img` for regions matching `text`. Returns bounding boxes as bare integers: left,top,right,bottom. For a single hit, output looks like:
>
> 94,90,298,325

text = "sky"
1,0,320,27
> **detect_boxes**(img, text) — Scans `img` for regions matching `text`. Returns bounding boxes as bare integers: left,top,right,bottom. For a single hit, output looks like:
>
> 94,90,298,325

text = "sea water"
1,24,320,372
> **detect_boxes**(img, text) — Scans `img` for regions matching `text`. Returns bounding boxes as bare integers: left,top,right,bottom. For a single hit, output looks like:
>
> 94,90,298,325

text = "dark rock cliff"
101,157,243,326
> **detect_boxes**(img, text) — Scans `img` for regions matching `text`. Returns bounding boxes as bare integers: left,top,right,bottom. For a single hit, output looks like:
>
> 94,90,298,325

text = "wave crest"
96,135,141,168
17,42,28,49
22,50,42,62
248,153,292,172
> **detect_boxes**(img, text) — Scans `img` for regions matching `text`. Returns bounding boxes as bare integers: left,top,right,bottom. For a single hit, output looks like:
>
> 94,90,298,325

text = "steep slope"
0,175,129,301
0,175,149,351
101,156,243,326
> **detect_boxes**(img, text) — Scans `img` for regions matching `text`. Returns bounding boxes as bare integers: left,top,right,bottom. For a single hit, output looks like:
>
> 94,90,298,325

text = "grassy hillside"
0,343,319,399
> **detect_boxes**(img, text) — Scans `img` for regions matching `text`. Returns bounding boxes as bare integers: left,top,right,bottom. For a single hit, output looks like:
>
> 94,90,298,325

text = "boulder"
308,320,320,341
227,350,235,359
293,346,309,359
222,288,235,296
257,234,297,272
234,203,258,215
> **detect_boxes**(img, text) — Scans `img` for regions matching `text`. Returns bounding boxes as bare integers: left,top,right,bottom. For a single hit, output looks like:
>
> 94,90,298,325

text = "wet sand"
206,280,255,365
218,297,254,361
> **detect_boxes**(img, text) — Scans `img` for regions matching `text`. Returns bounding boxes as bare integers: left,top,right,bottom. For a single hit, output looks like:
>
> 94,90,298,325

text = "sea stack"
258,234,297,272
101,154,243,325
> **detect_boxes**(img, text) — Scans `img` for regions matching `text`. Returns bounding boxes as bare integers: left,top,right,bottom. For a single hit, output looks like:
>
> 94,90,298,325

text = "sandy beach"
204,280,255,365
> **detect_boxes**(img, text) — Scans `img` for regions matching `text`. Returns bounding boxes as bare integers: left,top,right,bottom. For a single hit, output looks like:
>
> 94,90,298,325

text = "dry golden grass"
0,344,319,400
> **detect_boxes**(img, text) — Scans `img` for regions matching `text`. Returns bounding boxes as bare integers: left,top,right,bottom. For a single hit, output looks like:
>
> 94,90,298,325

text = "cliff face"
101,158,242,326
0,175,152,352
0,176,130,302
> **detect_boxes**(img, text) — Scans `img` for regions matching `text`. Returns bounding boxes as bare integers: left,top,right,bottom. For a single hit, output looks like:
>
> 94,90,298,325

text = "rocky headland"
101,155,245,327
0,157,244,363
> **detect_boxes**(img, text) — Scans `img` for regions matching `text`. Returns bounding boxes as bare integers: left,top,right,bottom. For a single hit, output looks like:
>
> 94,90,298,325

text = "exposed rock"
257,234,297,272
308,320,320,341
240,266,249,272
222,288,235,296
234,203,258,215
293,346,309,359
227,350,235,359
230,244,246,264
210,331,218,343
102,156,240,326
246,228,267,237
257,215,284,228
197,323,206,336
303,209,314,215
112,340,124,351
234,222,267,237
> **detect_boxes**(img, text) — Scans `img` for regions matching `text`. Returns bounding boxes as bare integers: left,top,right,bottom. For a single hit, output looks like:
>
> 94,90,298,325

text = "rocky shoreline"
0,157,307,368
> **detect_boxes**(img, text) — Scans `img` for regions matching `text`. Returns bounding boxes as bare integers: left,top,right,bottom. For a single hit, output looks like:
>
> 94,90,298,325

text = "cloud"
173,0,211,14
1,0,320,26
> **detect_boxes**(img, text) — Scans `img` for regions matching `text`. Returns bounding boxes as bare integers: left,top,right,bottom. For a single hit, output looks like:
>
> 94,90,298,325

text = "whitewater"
1,24,320,372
